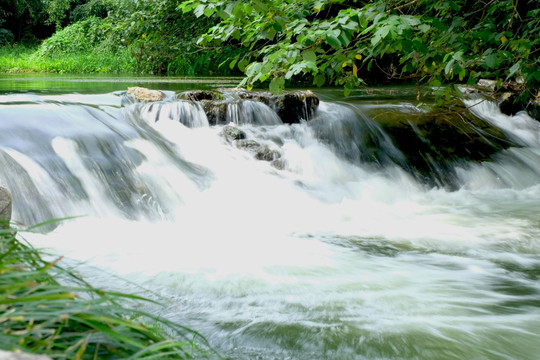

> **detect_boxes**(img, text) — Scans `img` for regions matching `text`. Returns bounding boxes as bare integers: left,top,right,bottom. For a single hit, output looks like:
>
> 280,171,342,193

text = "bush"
36,17,106,57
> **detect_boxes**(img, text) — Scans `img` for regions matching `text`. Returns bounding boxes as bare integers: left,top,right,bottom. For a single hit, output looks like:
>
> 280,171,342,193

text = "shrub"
36,17,106,57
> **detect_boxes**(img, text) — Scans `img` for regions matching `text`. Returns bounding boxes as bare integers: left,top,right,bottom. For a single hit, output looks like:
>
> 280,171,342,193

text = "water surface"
1,77,539,360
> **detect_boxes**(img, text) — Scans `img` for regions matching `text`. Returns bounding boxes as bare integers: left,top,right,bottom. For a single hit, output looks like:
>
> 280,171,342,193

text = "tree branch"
388,0,422,14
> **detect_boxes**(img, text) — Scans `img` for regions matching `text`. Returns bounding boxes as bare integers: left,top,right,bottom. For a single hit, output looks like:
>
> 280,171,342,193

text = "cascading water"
1,78,539,360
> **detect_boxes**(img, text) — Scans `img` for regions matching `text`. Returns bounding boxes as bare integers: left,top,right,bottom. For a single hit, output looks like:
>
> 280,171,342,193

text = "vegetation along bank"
0,0,538,112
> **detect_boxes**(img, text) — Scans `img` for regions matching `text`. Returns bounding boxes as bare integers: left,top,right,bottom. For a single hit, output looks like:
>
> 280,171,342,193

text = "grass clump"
0,224,218,359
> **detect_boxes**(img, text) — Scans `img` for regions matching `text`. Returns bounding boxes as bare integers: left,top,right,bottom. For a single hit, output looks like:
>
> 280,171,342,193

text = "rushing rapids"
0,78,539,360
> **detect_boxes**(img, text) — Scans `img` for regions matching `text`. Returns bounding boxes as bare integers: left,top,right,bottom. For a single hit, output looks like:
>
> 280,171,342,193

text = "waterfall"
0,83,539,360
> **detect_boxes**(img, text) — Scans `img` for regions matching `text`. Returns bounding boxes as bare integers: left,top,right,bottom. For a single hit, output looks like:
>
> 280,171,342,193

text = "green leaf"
313,74,326,87
302,50,317,63
444,59,455,76
327,34,342,49
485,54,499,69
229,57,238,70
238,58,249,72
418,24,431,33
338,30,352,46
252,0,269,13
193,4,206,18
429,77,442,87
344,83,354,96
507,62,520,79
265,27,277,40
269,76,285,94
246,62,262,77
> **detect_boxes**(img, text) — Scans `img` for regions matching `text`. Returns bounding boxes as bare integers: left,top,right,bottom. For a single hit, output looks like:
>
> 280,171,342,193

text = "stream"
1,75,539,360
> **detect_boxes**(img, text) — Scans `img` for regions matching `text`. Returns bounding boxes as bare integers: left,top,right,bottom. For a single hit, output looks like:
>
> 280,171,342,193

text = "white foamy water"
1,90,539,359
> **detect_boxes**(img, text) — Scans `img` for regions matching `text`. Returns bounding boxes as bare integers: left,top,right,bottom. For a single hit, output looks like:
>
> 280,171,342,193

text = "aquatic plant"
0,223,217,359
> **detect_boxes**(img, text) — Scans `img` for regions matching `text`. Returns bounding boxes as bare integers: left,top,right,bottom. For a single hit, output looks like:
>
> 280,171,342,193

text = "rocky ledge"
127,87,320,125
475,79,539,120
178,89,319,125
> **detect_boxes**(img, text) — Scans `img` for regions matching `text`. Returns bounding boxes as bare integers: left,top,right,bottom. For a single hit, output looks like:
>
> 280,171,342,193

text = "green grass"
0,222,218,359
0,44,137,74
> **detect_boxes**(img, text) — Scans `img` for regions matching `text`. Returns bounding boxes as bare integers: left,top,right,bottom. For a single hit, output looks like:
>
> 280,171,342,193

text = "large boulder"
0,186,12,227
237,89,319,124
372,102,513,186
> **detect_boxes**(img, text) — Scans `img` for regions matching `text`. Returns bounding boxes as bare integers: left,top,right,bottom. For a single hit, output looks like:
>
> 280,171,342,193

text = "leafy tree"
179,0,539,101
44,0,74,30
0,0,50,42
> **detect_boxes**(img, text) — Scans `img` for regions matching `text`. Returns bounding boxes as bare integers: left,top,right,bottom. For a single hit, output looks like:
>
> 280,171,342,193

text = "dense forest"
1,0,539,103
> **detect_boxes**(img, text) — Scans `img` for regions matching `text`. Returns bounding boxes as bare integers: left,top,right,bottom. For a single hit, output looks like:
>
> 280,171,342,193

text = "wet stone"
0,186,12,227
235,139,281,162
222,125,246,141
127,87,165,102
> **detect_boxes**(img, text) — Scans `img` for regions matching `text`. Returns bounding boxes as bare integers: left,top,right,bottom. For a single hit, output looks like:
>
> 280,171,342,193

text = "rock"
0,186,12,227
179,90,224,101
235,139,281,162
474,80,529,117
372,101,514,187
526,91,540,121
235,139,262,151
238,89,319,124
254,147,280,161
498,92,523,116
200,101,228,126
127,87,165,102
0,350,51,360
477,79,497,91
222,125,246,141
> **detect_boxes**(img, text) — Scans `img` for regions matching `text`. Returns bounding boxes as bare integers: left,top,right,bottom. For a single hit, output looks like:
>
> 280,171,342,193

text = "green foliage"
179,0,540,98
44,0,75,30
0,43,135,74
70,0,113,22
0,224,216,359
37,17,105,56
0,0,50,42
0,29,14,46
103,0,245,75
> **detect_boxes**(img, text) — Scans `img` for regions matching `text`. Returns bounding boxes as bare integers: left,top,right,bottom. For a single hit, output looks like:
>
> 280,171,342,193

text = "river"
1,75,539,359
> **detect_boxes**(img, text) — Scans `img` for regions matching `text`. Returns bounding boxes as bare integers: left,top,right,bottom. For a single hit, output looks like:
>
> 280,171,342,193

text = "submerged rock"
235,139,281,162
0,186,11,227
222,125,246,141
127,87,165,102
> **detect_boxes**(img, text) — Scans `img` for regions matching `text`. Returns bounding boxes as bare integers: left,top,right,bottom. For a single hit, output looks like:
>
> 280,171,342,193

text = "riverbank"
0,45,136,75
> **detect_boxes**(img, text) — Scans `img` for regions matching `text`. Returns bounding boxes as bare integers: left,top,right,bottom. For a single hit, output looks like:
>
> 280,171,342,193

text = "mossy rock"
179,90,225,101
373,102,515,186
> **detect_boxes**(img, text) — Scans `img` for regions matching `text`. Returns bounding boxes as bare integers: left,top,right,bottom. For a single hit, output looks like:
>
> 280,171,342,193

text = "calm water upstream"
1,76,539,359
